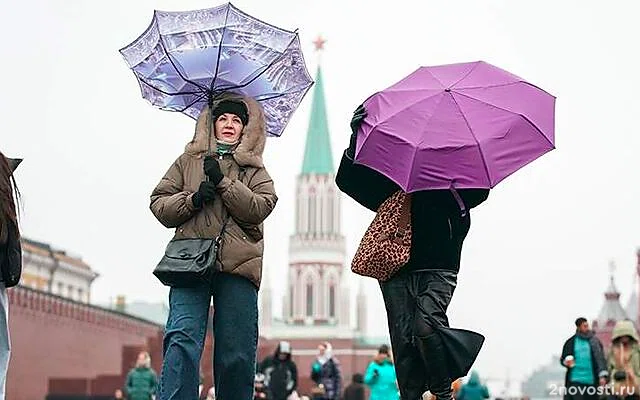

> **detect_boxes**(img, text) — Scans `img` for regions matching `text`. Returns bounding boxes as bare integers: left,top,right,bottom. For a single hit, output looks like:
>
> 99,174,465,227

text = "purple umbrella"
355,61,555,192
119,3,314,137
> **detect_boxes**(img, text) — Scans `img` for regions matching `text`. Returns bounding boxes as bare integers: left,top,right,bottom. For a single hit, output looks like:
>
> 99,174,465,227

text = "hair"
378,344,390,355
0,151,20,244
137,351,151,368
575,317,588,328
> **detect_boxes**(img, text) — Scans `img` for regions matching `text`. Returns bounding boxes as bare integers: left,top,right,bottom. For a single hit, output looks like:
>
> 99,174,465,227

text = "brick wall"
6,286,164,400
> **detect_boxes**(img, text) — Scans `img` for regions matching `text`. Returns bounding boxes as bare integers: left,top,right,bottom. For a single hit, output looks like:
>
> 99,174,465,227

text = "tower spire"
301,36,334,175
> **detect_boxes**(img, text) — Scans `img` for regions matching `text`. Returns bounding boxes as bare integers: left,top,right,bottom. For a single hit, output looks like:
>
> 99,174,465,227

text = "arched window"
308,196,315,234
327,196,333,234
289,285,294,318
306,282,314,317
329,285,336,318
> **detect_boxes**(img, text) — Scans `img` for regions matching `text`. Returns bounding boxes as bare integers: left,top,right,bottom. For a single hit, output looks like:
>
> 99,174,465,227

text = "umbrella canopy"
119,2,314,137
355,61,555,192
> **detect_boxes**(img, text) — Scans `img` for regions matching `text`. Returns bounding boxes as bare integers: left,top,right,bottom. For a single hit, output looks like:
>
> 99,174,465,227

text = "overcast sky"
1,0,639,389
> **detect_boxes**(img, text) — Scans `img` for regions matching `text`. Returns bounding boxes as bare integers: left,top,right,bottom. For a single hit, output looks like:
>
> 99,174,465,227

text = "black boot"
401,387,425,400
416,333,453,400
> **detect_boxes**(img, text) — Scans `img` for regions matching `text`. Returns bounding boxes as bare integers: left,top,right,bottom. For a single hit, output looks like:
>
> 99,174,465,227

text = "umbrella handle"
449,185,467,217
207,101,214,156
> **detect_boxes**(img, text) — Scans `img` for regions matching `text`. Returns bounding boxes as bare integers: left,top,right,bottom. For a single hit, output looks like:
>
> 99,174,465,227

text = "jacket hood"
612,320,640,342
468,371,481,386
185,92,266,168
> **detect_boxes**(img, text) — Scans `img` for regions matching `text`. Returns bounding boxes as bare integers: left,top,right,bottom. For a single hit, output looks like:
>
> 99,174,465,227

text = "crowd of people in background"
103,340,492,400
251,341,488,400
561,316,640,400
109,316,640,400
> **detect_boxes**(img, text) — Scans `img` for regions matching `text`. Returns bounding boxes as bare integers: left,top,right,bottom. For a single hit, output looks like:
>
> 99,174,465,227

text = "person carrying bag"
150,94,277,400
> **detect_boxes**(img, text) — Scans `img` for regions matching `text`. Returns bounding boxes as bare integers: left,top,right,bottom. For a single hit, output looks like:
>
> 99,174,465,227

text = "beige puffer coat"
150,94,277,288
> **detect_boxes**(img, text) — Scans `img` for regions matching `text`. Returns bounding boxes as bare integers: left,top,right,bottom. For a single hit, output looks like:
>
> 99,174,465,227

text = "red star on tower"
313,36,326,52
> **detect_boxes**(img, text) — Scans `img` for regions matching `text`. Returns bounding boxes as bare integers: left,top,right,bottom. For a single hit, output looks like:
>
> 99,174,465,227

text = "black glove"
347,104,367,158
192,181,217,208
204,155,224,185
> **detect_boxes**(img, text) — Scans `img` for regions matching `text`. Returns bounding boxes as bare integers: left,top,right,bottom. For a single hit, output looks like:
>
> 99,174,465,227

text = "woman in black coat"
0,151,22,399
336,106,489,400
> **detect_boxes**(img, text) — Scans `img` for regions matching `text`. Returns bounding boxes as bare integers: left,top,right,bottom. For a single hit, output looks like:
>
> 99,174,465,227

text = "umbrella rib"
408,94,448,191
449,61,482,89
254,84,313,101
228,3,298,35
453,91,555,149
454,82,520,91
158,37,209,93
140,77,208,111
424,68,446,90
456,81,555,97
255,93,286,102
139,77,204,96
374,91,444,127
210,4,232,93
174,90,209,112
218,33,299,93
175,95,208,113
448,94,493,186
405,146,420,192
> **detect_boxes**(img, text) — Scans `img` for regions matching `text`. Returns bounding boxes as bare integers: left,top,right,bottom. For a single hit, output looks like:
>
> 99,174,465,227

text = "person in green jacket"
456,371,489,400
364,345,400,400
125,351,158,400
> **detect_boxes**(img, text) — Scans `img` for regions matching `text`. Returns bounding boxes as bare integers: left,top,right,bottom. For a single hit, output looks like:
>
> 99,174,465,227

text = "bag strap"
394,192,412,243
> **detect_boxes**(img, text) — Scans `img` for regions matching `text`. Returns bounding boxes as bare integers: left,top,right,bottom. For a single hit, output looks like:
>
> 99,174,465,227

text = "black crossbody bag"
153,213,231,288
153,168,245,288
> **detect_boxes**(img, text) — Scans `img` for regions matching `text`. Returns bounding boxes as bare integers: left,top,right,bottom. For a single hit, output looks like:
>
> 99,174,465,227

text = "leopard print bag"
351,190,412,281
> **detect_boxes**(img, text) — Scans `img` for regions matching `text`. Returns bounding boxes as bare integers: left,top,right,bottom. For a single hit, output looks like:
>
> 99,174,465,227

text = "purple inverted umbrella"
119,2,314,137
355,61,555,192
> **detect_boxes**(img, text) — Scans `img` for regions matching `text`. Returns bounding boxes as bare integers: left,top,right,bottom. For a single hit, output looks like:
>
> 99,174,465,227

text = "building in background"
592,262,629,352
623,249,640,326
20,237,99,303
258,39,381,395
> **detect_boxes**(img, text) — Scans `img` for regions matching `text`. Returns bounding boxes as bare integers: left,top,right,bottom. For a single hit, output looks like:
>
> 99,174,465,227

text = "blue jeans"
159,273,258,400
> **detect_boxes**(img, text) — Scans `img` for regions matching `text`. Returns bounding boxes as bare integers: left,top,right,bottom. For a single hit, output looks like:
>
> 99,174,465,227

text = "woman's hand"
192,181,217,208
347,104,367,158
204,155,224,185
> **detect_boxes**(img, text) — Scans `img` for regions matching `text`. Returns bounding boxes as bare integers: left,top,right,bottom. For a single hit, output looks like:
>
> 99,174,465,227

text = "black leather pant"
380,270,457,400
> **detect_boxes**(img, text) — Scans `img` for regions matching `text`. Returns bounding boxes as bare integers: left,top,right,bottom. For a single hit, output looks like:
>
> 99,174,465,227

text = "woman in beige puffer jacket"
150,94,277,400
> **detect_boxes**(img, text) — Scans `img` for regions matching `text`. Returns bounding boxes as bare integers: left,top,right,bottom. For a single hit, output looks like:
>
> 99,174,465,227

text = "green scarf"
216,140,238,156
